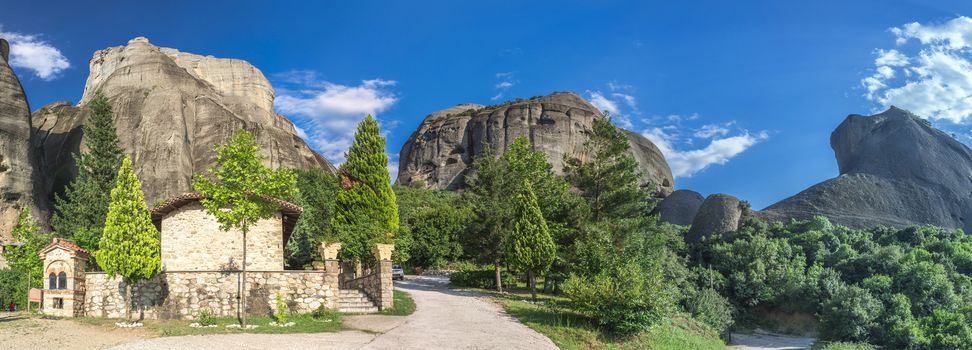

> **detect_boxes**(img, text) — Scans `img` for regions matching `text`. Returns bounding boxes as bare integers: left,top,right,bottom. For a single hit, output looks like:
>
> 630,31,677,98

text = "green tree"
820,286,883,342
2,208,50,308
192,129,297,326
94,156,161,321
332,115,398,262
464,145,512,292
51,94,123,256
395,186,470,269
286,169,340,269
504,182,556,301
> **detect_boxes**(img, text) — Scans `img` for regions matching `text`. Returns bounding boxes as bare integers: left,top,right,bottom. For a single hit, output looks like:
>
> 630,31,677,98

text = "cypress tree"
332,115,398,262
464,144,511,292
504,181,556,302
94,156,161,321
51,94,123,255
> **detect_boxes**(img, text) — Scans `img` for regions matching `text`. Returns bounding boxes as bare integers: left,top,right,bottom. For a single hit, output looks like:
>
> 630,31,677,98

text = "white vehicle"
392,264,405,280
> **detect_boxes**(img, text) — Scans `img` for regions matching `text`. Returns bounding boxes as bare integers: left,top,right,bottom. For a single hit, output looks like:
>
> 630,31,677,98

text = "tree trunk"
494,260,503,293
240,224,248,327
125,279,132,321
528,270,537,302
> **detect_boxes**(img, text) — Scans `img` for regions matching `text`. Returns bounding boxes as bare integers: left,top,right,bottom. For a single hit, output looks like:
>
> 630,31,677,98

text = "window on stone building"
52,297,64,309
49,273,56,289
57,272,67,290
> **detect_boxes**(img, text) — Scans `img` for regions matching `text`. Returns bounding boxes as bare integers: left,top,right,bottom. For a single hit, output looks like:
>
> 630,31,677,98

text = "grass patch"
379,290,416,316
484,288,724,350
74,313,344,336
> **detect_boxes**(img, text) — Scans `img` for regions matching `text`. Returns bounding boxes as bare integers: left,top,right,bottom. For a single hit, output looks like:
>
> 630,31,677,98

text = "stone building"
39,192,395,319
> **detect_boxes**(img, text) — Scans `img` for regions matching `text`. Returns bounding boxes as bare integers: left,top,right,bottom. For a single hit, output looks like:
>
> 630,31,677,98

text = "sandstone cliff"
0,38,44,240
761,107,972,231
32,37,335,209
397,92,674,194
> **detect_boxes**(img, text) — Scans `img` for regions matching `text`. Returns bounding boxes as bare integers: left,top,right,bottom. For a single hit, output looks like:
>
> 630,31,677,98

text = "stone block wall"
343,260,394,310
84,270,339,319
160,202,284,271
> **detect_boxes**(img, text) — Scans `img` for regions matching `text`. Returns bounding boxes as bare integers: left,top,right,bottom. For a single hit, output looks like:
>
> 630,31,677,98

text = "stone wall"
343,259,394,310
84,270,338,319
160,202,284,271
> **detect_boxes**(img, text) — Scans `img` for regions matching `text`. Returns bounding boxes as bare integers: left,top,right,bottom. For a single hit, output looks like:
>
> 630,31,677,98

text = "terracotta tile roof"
39,237,90,258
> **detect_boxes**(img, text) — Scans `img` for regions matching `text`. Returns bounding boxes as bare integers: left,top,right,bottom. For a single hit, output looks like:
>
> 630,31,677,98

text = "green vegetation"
77,313,344,336
192,129,297,326
379,290,417,316
51,94,123,256
274,293,289,323
692,216,972,348
286,169,340,269
504,182,556,301
332,115,398,262
0,208,50,308
95,156,161,321
394,186,470,268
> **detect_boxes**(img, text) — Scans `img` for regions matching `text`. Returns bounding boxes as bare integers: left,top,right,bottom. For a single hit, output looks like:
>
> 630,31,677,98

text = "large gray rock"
0,38,44,240
654,189,704,225
397,92,675,193
32,37,335,208
686,194,744,243
760,107,972,231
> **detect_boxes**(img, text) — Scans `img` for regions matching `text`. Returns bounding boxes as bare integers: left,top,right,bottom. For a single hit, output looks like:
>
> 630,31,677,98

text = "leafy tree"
192,129,297,326
503,181,556,301
2,208,50,308
94,156,161,321
332,115,398,262
919,309,972,349
563,260,676,335
51,94,123,256
286,169,340,269
395,186,470,269
820,286,883,342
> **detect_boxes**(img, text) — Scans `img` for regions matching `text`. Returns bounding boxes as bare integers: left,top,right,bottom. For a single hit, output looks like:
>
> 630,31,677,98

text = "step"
339,301,376,308
338,297,371,303
339,306,378,313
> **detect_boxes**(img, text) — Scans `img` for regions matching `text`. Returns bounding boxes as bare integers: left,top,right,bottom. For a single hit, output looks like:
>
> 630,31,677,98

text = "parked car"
392,264,405,280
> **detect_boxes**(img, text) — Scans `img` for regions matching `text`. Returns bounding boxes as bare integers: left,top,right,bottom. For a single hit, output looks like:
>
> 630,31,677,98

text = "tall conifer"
332,115,398,261
95,156,160,321
504,181,555,301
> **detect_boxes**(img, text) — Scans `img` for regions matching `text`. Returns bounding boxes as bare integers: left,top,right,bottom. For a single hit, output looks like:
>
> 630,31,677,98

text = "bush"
449,266,515,289
688,288,734,335
197,310,217,326
812,341,876,350
563,261,676,335
819,286,882,342
311,304,339,320
275,293,289,323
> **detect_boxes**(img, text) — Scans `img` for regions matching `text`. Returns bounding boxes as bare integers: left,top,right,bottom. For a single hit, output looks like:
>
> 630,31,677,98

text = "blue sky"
4,1,972,209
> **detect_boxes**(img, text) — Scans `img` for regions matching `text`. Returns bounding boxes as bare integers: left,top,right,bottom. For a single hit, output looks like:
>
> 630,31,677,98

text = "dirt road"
728,331,816,350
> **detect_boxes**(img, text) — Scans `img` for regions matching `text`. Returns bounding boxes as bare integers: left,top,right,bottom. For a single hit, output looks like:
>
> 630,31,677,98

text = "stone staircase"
337,289,378,313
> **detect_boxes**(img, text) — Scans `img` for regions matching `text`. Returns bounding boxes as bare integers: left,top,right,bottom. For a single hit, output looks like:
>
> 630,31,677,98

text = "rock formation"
0,38,44,240
32,37,335,209
397,92,674,194
761,107,972,231
654,189,704,226
686,194,745,243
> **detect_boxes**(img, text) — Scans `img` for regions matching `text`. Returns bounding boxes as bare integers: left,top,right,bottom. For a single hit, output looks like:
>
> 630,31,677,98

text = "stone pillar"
372,243,395,310
319,242,342,308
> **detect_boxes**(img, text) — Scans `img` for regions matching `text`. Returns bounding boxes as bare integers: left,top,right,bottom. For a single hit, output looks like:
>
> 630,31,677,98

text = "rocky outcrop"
32,37,335,208
0,38,44,240
761,107,972,231
654,189,704,226
397,92,675,193
686,194,744,243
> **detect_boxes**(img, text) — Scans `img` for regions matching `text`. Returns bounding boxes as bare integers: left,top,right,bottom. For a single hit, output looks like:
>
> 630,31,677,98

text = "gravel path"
728,332,816,350
111,275,556,349
0,313,153,349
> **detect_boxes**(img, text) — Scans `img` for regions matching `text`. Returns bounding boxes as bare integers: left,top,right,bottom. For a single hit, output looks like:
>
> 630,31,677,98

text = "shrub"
275,293,289,323
812,341,876,350
688,288,734,335
819,286,882,342
197,310,217,326
311,304,338,320
563,261,676,335
449,266,514,289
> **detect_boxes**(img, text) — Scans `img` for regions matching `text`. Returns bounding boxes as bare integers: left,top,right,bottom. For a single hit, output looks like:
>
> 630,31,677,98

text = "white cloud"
274,71,398,164
693,122,733,138
0,27,70,80
863,16,972,123
643,127,768,177
587,91,619,114
492,72,516,101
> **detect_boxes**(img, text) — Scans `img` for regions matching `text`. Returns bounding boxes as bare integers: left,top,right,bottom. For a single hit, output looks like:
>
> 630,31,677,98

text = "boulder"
654,189,704,225
686,194,745,243
760,107,972,231
396,92,674,193
31,37,335,208
0,38,44,239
